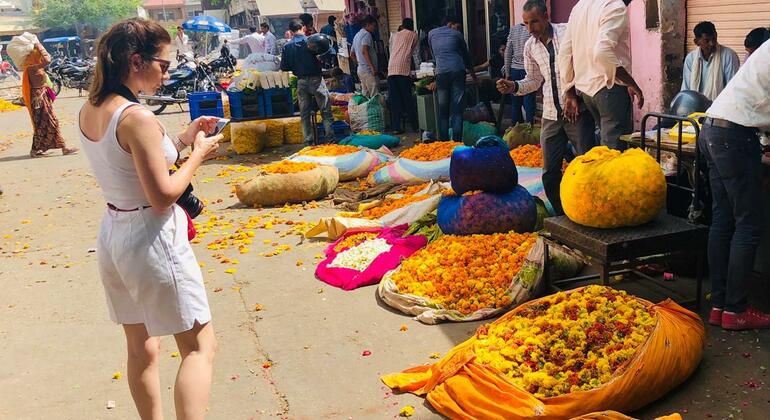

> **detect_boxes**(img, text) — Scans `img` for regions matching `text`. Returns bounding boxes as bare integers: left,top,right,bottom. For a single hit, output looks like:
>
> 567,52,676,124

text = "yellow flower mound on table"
400,141,462,161
298,144,360,157
0,99,22,112
473,285,656,398
561,146,667,228
260,160,318,174
509,144,543,168
391,232,536,315
358,183,430,219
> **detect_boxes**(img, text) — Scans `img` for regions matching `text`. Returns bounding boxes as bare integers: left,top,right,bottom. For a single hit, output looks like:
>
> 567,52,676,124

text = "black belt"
108,203,151,212
703,117,754,132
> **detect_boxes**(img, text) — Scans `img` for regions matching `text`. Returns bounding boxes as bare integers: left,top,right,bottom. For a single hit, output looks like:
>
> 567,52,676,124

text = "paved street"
0,91,768,419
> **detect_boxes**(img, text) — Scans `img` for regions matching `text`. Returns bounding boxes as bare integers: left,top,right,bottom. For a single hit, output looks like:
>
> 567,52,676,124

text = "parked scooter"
139,52,221,115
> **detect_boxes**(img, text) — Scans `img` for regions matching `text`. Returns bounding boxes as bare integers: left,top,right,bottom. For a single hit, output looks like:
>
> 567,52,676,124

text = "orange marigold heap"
260,160,318,174
333,231,379,252
400,141,462,161
359,183,431,219
391,232,537,314
298,144,360,157
509,144,543,168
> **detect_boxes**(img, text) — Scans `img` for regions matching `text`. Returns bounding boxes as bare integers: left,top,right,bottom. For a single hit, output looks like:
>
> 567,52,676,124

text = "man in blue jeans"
428,16,477,142
505,22,536,124
701,40,770,330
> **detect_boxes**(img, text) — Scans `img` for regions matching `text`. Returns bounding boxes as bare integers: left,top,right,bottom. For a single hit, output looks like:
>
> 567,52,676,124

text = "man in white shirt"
498,0,594,215
228,26,267,55
558,0,644,150
261,22,277,55
681,21,741,101
174,26,190,62
700,40,770,331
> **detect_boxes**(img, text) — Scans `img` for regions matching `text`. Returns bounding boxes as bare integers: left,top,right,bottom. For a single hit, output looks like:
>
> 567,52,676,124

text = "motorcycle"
46,53,95,96
207,43,237,79
139,53,222,115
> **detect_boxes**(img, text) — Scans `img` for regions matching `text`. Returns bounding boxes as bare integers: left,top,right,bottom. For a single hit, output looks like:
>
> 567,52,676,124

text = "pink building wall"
628,0,663,129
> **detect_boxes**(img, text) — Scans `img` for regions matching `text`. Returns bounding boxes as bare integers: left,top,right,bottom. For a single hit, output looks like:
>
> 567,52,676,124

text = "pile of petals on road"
0,98,22,112
235,163,339,206
316,225,427,290
290,145,391,181
367,141,462,185
305,182,447,240
378,231,545,324
381,285,705,419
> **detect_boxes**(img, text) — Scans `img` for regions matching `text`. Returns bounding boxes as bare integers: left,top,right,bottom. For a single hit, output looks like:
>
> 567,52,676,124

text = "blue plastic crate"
188,91,223,120
226,90,266,120
262,88,294,117
316,120,350,140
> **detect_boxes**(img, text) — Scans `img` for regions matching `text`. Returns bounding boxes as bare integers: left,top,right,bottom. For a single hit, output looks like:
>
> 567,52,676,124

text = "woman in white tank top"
78,19,222,420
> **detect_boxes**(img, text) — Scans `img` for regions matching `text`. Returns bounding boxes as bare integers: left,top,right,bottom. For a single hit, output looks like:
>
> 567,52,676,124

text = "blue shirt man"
280,33,322,77
681,21,740,100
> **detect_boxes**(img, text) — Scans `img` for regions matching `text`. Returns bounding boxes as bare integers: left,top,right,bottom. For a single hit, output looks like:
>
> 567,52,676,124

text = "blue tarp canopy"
42,36,81,43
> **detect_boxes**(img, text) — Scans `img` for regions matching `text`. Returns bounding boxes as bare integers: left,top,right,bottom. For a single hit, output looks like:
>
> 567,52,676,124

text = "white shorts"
97,204,211,337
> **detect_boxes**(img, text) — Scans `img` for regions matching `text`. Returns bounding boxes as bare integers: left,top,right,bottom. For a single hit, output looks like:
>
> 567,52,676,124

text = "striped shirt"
388,29,418,76
504,23,530,73
516,23,567,122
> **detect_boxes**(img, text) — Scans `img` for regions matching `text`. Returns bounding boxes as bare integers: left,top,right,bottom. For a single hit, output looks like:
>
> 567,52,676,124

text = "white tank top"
79,102,178,210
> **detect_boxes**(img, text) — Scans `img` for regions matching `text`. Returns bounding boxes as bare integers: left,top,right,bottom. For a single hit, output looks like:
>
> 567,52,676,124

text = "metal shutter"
387,0,403,34
687,0,770,64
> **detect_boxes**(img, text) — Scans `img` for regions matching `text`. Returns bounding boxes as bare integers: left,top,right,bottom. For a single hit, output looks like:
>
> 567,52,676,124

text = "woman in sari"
22,42,78,157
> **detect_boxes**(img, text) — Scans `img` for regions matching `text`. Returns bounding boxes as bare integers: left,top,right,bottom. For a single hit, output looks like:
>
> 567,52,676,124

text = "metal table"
543,214,708,309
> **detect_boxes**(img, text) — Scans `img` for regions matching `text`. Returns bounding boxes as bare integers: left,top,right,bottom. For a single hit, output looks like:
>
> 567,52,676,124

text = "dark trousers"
435,70,466,141
581,84,633,150
540,113,596,215
510,67,536,124
387,75,416,132
700,124,763,313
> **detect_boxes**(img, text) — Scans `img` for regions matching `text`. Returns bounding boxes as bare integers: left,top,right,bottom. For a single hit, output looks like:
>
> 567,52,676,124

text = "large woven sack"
381,286,705,419
289,148,389,181
235,165,338,206
231,121,266,154
348,94,384,132
561,146,667,228
462,121,497,146
503,122,540,149
437,185,537,235
7,32,38,69
450,136,517,195
339,133,400,149
367,158,450,185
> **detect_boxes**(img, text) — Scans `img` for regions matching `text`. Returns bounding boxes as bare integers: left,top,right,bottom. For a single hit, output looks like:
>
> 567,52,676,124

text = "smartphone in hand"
211,118,230,136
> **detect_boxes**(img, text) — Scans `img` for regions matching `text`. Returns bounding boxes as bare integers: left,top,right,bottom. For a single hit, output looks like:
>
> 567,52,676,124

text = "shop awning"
313,0,345,12
142,0,184,7
0,15,39,36
254,0,303,16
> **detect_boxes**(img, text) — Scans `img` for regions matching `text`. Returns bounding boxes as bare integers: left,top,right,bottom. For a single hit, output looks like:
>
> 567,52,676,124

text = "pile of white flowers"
328,238,392,271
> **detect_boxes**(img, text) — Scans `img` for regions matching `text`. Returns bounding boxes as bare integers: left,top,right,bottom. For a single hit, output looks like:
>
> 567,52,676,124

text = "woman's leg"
123,323,164,420
173,321,218,420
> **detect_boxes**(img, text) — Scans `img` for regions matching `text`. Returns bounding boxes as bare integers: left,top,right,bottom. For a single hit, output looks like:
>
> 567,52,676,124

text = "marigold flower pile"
399,141,462,161
260,160,318,174
391,232,537,314
473,285,657,398
509,144,543,168
0,99,22,112
359,183,431,219
333,232,379,252
297,144,360,157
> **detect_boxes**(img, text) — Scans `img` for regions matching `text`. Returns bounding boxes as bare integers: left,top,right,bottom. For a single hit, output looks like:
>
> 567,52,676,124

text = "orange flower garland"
400,141,462,162
359,183,431,219
391,232,537,315
260,160,318,174
509,144,543,168
333,232,379,252
298,144,360,157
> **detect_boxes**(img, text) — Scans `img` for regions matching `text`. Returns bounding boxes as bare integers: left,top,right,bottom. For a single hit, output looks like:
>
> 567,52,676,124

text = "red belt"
107,203,151,212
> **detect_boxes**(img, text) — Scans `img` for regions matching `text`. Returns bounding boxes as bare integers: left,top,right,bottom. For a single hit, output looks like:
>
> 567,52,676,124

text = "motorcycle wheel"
143,97,167,115
52,79,62,96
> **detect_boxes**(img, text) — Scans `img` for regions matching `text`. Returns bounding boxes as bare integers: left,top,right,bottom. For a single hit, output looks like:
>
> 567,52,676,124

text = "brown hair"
88,18,171,106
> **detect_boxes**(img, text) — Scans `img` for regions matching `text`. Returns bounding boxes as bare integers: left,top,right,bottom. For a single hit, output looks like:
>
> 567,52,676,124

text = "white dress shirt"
230,32,267,54
558,0,632,97
263,31,277,55
707,40,770,132
516,23,568,121
174,33,189,56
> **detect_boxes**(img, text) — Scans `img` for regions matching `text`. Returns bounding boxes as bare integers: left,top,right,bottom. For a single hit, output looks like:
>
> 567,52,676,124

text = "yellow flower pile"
263,119,285,147
509,145,543,168
359,183,430,219
260,160,318,174
561,146,667,228
358,130,381,135
391,232,537,314
283,117,304,144
399,141,462,162
298,144,360,157
333,231,379,252
0,99,22,113
473,285,656,398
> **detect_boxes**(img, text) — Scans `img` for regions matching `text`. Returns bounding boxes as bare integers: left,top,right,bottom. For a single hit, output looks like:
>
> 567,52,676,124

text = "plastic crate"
316,120,351,139
226,90,265,120
188,91,223,120
263,88,295,117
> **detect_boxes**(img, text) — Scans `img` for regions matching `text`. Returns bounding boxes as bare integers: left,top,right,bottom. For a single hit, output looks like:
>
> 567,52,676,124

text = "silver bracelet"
173,136,187,150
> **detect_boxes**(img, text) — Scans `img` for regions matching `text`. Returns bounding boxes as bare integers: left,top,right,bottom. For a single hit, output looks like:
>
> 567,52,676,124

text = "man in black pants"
387,18,419,134
702,40,770,330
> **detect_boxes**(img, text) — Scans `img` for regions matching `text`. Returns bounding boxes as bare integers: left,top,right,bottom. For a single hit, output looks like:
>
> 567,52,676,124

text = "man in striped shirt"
387,18,419,133
504,22,536,124
497,0,595,215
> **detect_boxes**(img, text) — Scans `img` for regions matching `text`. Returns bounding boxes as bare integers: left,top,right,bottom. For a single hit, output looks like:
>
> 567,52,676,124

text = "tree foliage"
35,0,142,32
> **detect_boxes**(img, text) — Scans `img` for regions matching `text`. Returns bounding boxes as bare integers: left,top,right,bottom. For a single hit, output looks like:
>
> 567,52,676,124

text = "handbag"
182,207,197,241
46,86,57,102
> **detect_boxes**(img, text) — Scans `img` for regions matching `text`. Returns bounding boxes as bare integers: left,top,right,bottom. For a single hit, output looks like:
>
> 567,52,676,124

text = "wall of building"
628,0,663,128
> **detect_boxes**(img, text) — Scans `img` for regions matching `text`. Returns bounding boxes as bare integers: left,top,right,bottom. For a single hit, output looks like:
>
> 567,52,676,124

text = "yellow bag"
235,165,338,206
263,119,285,148
668,112,706,144
560,147,666,228
382,288,704,420
231,121,266,154
282,117,304,144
